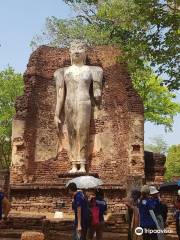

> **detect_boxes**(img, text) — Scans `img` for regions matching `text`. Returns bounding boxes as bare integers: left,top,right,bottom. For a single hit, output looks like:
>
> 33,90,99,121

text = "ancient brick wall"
10,187,126,214
160,190,178,237
10,45,144,187
9,45,144,214
144,151,166,184
144,153,179,238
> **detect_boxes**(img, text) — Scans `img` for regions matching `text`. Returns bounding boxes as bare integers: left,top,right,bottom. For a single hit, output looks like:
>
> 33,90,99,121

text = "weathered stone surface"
144,151,166,184
0,215,178,240
10,45,144,213
54,40,104,173
10,45,144,184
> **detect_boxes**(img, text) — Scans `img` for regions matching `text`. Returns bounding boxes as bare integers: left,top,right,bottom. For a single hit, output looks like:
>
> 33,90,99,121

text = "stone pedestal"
58,172,99,186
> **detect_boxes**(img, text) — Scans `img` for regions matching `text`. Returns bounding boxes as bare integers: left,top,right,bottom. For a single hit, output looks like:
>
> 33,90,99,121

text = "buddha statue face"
70,40,87,65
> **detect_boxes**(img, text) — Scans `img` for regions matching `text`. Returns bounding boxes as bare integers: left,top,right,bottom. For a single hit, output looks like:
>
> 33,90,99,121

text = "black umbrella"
159,181,180,191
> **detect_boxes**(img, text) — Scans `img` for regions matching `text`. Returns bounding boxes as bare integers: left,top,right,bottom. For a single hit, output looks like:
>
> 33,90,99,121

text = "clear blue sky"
0,0,179,146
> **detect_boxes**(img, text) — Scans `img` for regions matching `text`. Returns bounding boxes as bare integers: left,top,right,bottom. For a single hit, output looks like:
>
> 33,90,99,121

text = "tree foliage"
133,68,180,129
30,0,180,129
0,67,23,168
99,0,180,89
145,135,168,154
165,144,180,181
62,0,180,89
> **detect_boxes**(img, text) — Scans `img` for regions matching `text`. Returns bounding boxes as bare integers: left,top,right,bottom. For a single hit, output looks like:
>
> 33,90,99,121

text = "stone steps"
0,238,20,240
47,231,128,240
0,215,178,240
0,229,22,239
0,229,179,240
0,229,128,240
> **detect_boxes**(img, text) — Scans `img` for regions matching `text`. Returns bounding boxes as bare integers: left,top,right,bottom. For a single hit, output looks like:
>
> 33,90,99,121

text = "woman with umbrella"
66,176,104,240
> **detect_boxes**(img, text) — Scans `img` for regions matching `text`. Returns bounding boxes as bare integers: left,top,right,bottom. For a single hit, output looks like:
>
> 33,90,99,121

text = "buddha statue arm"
54,68,65,128
91,66,103,104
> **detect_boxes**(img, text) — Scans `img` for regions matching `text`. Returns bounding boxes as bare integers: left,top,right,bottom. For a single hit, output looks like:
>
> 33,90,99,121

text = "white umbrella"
66,176,103,189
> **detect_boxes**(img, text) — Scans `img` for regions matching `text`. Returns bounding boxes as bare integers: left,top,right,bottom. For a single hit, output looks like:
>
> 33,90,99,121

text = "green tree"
32,0,180,89
165,144,180,181
0,67,24,168
133,68,180,129
31,0,180,129
98,0,180,90
145,135,168,154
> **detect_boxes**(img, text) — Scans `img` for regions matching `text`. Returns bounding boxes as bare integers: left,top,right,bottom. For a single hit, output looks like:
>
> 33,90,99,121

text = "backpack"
91,198,100,226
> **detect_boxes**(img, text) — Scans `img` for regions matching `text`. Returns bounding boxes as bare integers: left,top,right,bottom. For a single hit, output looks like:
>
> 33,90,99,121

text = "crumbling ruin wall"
10,45,144,185
10,45,144,212
144,151,166,185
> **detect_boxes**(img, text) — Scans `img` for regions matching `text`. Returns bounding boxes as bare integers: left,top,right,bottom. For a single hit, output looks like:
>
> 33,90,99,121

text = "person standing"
125,197,134,240
88,189,107,240
138,185,160,240
175,191,180,240
0,187,4,223
67,183,89,240
124,189,141,240
149,186,165,240
131,190,141,240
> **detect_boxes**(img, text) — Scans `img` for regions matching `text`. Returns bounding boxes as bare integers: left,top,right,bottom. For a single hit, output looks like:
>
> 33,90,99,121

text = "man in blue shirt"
138,185,159,240
67,183,89,240
139,197,157,228
149,186,166,240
